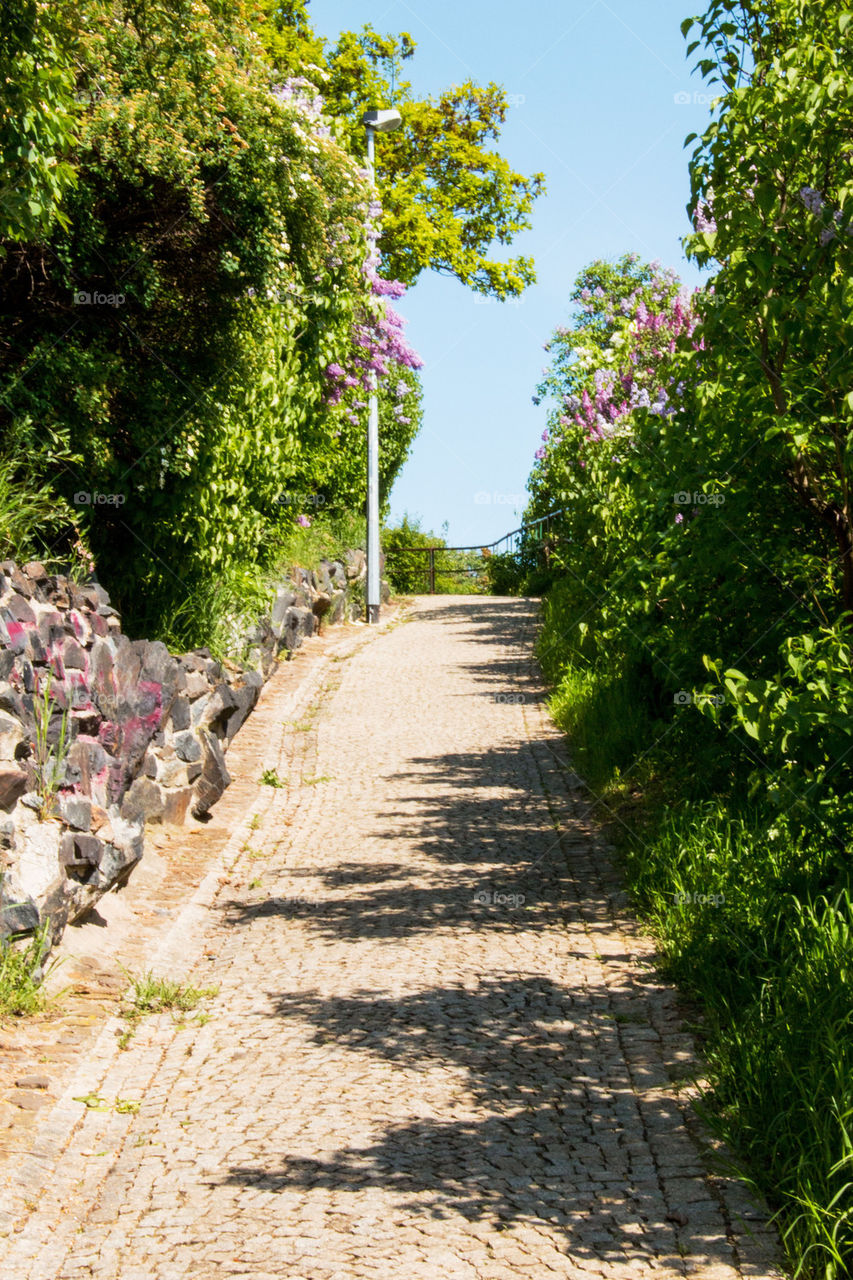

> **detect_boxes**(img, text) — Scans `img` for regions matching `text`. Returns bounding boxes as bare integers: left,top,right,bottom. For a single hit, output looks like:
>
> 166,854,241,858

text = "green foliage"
259,768,285,787
0,1,78,243
121,971,218,1018
0,921,53,1019
0,0,380,637
546,656,657,796
482,552,525,597
685,0,853,619
623,804,853,1279
31,674,69,820
0,0,540,643
258,11,545,297
383,515,484,594
526,2,853,1267
701,629,853,834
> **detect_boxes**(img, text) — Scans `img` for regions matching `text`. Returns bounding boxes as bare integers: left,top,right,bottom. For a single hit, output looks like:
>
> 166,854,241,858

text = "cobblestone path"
1,597,782,1279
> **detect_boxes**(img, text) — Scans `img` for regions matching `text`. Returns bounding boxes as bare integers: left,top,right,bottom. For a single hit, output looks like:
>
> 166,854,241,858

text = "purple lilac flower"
693,197,717,235
296,514,311,528
799,186,825,215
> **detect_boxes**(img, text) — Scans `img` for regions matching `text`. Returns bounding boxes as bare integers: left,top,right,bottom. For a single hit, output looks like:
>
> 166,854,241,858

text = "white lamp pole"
362,108,402,623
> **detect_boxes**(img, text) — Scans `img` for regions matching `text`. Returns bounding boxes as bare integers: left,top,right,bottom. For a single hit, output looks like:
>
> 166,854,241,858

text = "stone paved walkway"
0,597,782,1279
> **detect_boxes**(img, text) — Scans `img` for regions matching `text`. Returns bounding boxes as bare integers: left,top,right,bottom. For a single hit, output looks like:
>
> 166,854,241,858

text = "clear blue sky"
311,0,713,546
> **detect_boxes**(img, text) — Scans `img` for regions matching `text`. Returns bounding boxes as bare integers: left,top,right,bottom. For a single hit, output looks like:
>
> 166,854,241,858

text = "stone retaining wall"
0,550,380,946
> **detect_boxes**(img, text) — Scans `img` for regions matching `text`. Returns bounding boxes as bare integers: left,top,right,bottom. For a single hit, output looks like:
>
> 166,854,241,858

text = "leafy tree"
684,0,853,617
258,7,545,297
0,0,372,635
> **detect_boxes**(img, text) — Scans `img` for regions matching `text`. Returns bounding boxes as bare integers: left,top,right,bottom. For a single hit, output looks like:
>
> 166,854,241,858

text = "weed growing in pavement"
123,971,218,1015
117,971,219,1046
259,768,286,787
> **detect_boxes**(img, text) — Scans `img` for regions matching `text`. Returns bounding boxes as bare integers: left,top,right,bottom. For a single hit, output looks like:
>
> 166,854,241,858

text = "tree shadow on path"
220,974,757,1273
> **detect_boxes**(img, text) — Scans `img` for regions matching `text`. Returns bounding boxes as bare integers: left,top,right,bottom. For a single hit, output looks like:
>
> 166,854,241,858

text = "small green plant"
0,920,53,1019
248,876,262,889
73,1093,139,1114
259,768,285,788
31,674,69,819
73,1092,110,1111
302,773,332,786
119,971,219,1027
248,813,260,831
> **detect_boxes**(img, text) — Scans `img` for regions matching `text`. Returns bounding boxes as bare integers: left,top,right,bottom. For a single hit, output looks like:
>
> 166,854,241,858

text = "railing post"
429,547,436,594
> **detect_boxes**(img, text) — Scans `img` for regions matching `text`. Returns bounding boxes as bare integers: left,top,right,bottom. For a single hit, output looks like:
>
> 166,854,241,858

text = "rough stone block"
0,894,39,938
0,710,24,762
59,832,103,867
191,729,231,817
0,765,28,810
172,730,202,763
197,683,238,735
222,676,262,744
168,695,191,731
161,785,194,826
312,593,332,625
61,636,87,669
271,589,297,638
328,591,347,626
345,548,366,580
59,794,92,831
315,560,333,592
5,594,36,625
184,670,209,699
120,776,165,824
280,605,315,653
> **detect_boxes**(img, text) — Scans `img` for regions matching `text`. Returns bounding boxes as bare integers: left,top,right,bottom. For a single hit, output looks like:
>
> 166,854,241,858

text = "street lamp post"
362,108,402,623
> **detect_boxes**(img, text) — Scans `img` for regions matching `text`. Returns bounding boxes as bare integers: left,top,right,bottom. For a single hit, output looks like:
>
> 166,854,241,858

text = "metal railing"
384,508,565,595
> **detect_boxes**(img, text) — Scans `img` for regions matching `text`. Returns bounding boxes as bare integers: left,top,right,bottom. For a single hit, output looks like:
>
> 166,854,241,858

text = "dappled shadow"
218,975,743,1270
213,596,773,1273
222,738,606,943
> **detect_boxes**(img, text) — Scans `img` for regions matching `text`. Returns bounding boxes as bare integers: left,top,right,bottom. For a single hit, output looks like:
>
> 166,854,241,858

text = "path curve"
1,597,782,1279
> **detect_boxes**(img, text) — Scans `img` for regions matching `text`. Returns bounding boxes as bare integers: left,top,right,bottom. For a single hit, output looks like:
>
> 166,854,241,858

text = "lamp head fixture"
362,108,403,132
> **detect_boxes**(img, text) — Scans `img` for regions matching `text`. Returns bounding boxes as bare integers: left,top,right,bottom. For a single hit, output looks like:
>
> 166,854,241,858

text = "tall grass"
539,600,853,1279
132,511,367,653
548,661,653,794
0,922,52,1019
